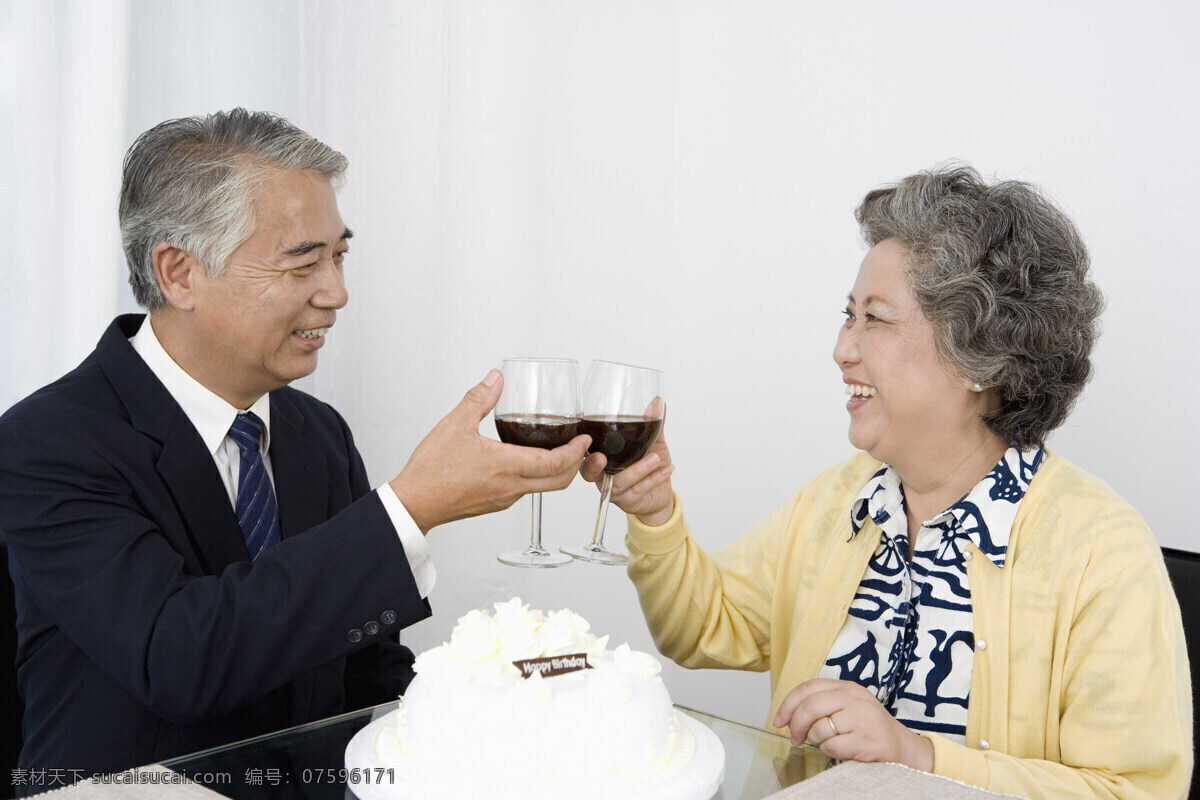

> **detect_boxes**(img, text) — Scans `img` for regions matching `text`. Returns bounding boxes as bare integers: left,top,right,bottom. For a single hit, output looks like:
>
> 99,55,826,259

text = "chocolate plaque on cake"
512,653,591,679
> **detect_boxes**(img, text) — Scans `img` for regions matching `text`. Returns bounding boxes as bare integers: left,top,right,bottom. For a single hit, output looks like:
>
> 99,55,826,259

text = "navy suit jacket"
0,315,430,779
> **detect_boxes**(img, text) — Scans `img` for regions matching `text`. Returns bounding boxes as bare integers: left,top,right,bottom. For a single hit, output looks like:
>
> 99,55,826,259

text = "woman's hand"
773,678,934,771
580,433,675,526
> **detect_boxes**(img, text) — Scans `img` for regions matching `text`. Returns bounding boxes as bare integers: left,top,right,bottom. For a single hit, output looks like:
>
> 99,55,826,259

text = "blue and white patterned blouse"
817,446,1045,743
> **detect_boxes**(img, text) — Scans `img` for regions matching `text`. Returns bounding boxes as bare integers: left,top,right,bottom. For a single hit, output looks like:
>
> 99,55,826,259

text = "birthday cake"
345,598,724,800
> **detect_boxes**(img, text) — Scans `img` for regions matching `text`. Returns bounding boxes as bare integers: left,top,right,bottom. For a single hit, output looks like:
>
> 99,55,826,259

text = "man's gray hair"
119,108,348,311
856,163,1104,449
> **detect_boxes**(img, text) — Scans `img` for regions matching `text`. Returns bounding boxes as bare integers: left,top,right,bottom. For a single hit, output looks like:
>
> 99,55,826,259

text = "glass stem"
528,492,545,553
589,472,615,551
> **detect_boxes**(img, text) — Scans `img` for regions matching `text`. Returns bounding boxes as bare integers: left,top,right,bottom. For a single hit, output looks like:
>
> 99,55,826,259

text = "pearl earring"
972,383,983,393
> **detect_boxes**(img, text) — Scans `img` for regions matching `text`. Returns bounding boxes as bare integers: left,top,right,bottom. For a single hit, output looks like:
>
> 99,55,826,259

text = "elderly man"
0,109,589,781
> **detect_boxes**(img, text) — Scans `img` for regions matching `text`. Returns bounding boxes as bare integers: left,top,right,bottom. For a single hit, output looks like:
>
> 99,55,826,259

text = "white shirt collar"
130,317,272,456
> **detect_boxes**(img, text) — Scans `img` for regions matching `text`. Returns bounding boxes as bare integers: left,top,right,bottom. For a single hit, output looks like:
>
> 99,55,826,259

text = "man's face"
188,169,350,408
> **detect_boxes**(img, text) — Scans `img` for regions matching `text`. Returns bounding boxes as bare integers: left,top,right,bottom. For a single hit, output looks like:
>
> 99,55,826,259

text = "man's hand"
390,370,591,534
773,678,934,771
580,432,675,527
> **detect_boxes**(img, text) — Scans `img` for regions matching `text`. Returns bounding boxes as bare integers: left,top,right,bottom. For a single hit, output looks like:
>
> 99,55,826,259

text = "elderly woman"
584,165,1192,798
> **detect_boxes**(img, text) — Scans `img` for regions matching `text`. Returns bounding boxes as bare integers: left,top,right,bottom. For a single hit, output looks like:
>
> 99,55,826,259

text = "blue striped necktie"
229,412,280,559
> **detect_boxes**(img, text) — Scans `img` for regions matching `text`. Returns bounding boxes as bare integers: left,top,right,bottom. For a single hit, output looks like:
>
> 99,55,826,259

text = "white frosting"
386,598,697,799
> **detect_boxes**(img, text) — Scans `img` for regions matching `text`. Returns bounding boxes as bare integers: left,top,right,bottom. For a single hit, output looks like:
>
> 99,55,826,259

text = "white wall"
3,0,1197,728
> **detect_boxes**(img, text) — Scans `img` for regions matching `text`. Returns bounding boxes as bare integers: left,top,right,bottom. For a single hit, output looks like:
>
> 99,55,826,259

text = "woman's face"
832,238,986,468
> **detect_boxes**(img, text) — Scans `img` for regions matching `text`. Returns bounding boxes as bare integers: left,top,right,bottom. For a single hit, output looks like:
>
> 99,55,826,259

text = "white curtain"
4,0,1198,727
2,0,130,405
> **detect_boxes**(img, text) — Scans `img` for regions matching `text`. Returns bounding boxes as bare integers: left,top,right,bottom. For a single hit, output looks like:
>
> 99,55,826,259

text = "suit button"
364,621,381,636
380,610,398,626
347,628,364,643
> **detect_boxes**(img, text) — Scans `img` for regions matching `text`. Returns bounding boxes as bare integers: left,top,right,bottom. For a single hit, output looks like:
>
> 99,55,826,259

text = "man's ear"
153,242,200,311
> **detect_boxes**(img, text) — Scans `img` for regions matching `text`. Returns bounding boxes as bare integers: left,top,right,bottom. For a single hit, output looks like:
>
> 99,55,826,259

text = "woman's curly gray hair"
855,163,1104,449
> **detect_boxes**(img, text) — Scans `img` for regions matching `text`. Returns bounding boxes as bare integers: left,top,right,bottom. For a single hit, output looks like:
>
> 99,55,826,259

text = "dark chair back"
1163,546,1200,800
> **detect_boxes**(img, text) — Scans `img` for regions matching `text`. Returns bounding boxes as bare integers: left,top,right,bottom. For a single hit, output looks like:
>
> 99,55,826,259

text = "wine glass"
562,360,664,566
494,358,581,568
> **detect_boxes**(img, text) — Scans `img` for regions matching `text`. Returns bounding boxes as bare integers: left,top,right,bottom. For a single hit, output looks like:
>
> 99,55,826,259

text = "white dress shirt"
130,318,435,597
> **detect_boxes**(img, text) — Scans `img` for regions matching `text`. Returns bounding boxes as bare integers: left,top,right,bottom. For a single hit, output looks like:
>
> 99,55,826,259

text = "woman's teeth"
295,327,329,339
845,384,877,397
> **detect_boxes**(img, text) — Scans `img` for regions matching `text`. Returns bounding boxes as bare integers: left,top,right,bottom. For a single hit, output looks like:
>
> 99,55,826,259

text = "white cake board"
345,707,724,800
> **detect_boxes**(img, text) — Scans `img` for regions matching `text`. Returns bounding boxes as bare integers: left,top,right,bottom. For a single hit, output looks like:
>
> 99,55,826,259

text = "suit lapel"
156,417,250,571
269,390,327,540
99,315,250,573
268,390,330,719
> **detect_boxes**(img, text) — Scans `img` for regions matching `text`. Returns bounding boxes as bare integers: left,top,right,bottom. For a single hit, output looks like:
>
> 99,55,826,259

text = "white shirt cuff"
376,483,436,599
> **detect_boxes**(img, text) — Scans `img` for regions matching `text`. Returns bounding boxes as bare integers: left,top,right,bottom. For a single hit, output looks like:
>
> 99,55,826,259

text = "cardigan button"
980,739,990,750
976,639,987,651
963,550,973,561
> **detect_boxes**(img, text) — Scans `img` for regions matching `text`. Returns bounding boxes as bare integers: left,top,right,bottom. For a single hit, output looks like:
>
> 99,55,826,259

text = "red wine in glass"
495,415,582,450
495,359,581,568
562,361,664,566
579,417,664,472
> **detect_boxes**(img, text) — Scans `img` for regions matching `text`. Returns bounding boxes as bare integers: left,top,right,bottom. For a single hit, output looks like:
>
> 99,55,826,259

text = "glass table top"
162,701,831,799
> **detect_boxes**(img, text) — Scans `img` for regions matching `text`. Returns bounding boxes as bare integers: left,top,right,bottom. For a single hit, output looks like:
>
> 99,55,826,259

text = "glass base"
498,548,573,568
560,544,630,566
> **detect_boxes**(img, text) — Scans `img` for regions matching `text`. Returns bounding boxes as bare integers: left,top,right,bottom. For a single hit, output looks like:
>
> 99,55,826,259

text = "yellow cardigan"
625,450,1192,799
